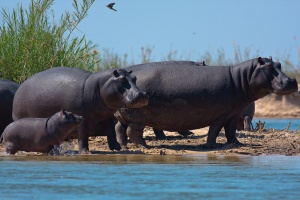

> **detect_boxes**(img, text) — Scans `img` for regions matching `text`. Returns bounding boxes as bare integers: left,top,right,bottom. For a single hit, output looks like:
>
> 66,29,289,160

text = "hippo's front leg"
127,123,149,148
206,117,227,149
224,116,244,146
78,119,90,154
106,118,121,151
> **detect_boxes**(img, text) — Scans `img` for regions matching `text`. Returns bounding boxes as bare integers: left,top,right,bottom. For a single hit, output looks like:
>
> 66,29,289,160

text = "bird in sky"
106,3,117,11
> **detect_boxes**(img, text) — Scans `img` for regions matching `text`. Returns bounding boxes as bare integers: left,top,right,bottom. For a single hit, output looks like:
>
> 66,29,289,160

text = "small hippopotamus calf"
1,110,83,155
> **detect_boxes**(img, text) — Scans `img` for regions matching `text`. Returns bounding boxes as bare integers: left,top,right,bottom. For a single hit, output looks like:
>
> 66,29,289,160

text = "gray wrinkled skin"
0,79,19,135
12,67,148,153
115,58,298,149
1,110,83,154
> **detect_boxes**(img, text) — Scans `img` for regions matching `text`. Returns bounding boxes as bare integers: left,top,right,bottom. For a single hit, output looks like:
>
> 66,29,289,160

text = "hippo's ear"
60,109,66,117
112,70,120,77
128,70,132,74
258,57,264,65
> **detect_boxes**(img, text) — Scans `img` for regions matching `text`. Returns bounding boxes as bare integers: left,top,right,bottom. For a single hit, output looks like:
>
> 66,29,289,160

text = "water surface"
253,118,300,130
1,155,299,200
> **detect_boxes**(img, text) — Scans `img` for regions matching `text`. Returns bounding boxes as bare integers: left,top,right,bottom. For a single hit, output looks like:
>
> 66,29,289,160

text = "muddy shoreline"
1,126,300,156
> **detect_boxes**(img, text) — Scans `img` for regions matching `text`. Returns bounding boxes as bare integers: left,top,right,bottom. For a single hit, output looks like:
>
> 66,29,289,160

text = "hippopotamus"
1,110,83,154
237,102,255,131
0,79,20,135
12,67,149,153
114,57,298,149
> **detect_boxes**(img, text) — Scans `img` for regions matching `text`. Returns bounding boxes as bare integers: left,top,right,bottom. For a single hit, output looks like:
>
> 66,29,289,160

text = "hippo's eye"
131,76,137,83
277,64,282,70
119,76,127,83
266,64,273,70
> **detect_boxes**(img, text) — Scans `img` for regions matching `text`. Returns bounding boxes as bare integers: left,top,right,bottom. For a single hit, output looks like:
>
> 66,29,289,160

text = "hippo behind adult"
12,67,149,153
0,79,20,135
237,102,255,131
114,57,298,149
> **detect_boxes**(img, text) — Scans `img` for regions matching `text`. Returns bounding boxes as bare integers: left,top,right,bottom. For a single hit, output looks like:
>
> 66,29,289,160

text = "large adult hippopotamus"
114,57,298,149
0,79,20,135
12,67,149,153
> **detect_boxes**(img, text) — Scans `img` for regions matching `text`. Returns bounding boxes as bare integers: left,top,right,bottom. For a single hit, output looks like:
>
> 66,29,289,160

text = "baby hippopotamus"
1,110,83,155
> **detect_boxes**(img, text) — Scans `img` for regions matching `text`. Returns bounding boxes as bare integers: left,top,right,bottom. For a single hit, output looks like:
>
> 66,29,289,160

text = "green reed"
0,0,99,83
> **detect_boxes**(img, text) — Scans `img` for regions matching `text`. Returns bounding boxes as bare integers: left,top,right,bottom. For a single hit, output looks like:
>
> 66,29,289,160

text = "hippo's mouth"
123,93,149,108
273,78,298,95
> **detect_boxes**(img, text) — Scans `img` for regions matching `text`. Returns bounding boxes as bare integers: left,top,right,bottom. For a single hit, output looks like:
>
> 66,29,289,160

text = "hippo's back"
125,61,232,102
13,67,91,120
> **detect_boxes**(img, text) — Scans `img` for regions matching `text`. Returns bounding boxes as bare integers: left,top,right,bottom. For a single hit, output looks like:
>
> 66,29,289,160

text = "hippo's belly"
117,98,234,131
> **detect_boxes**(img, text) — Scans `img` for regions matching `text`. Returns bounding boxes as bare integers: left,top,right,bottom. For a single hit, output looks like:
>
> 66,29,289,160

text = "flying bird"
107,3,117,11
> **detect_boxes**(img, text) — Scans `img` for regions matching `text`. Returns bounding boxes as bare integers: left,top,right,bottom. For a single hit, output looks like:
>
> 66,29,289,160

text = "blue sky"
1,0,300,66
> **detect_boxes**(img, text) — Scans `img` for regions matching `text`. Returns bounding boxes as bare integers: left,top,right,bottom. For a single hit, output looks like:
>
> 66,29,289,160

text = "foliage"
0,0,99,83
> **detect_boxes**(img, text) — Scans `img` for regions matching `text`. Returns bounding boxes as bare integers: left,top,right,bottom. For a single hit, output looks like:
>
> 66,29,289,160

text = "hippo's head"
249,57,298,99
100,69,149,109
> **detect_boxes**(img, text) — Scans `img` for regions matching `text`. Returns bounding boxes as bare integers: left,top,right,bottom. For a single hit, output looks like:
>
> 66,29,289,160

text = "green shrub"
0,0,99,83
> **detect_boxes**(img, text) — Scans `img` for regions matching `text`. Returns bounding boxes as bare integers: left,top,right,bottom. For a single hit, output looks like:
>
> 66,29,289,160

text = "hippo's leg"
243,116,252,131
206,116,226,149
5,143,16,155
127,124,149,148
115,121,128,149
177,130,193,137
153,129,167,140
77,119,90,154
206,121,224,149
106,118,121,151
224,116,244,146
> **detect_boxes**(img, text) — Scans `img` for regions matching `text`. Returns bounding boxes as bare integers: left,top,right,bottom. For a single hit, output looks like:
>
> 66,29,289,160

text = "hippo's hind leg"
153,129,167,140
224,116,244,146
115,121,128,149
127,124,149,148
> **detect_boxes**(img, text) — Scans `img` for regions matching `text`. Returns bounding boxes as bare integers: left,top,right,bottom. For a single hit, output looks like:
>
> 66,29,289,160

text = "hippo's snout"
124,91,149,108
273,77,298,95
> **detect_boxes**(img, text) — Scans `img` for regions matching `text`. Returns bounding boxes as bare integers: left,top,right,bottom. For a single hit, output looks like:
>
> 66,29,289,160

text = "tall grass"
0,0,99,83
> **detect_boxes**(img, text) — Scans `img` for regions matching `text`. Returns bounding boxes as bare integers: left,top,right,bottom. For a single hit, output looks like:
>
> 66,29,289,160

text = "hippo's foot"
108,142,121,151
203,142,222,149
153,129,167,140
177,130,194,137
6,148,16,155
227,138,245,147
120,145,129,150
79,148,91,155
135,143,151,149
